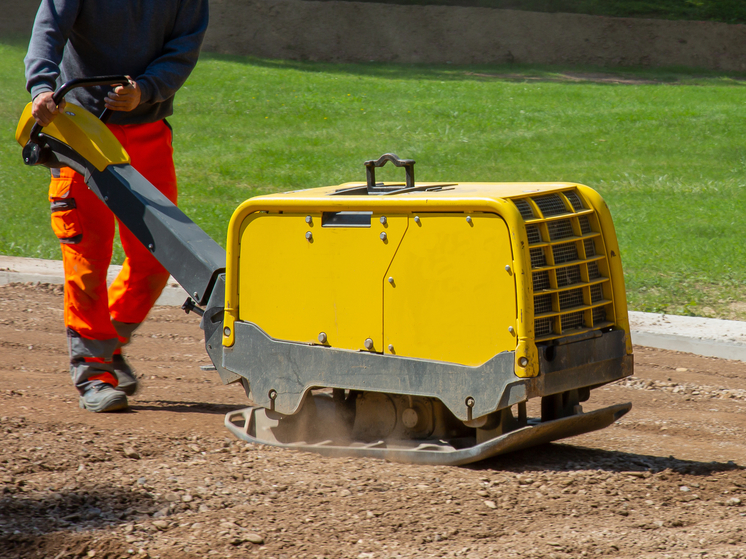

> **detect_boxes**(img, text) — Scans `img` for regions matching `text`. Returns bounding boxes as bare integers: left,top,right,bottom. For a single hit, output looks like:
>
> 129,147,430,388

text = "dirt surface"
2,283,746,559
7,0,746,71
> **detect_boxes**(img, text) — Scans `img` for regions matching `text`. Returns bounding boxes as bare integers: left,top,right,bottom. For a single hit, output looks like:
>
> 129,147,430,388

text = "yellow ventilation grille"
512,191,615,343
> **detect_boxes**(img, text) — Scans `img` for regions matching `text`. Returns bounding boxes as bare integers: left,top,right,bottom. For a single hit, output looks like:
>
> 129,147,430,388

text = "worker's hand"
105,77,142,112
31,91,66,127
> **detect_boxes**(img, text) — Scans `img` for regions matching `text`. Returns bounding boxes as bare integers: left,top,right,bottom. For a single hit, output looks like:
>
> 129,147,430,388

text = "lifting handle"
364,153,415,190
23,75,130,166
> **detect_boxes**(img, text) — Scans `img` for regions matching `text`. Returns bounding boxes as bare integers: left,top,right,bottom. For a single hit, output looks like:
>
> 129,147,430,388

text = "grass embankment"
2,42,745,319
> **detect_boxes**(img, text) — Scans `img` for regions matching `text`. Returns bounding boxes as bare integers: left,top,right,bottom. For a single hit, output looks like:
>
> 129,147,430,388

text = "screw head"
318,332,327,344
465,396,475,408
380,216,387,225
305,231,313,241
466,215,473,224
193,291,199,298
364,338,374,350
305,215,312,224
223,327,231,337
148,244,154,251
508,326,515,335
388,277,394,284
388,344,394,352
414,215,421,224
380,232,387,241
518,356,529,367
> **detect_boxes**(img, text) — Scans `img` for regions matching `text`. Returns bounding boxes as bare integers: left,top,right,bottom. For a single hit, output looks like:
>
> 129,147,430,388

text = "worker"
24,0,209,412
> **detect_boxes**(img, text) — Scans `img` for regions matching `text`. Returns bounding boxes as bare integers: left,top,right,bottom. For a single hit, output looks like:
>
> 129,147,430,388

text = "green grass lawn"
2,41,745,319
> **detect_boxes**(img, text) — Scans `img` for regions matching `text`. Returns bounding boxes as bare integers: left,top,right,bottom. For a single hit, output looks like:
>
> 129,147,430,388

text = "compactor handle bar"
26,75,130,147
365,153,415,190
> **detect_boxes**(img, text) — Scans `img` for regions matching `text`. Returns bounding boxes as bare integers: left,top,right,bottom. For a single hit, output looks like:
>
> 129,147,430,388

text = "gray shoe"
79,383,129,413
112,354,139,396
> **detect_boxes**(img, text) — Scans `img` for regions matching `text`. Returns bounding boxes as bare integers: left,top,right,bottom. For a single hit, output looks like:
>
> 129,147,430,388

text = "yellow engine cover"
224,181,631,378
382,212,516,365
238,210,516,366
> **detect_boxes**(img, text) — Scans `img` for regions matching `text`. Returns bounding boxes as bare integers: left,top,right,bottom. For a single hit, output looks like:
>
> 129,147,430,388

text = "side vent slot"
516,189,615,342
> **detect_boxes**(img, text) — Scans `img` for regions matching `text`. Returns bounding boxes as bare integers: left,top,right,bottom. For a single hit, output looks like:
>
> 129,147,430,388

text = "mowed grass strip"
2,43,745,319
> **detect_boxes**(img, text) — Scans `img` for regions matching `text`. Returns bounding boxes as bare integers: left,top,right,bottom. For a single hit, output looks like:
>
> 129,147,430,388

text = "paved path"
2,255,745,362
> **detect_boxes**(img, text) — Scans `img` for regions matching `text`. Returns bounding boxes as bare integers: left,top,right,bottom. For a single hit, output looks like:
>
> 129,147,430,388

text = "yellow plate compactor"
18,77,633,466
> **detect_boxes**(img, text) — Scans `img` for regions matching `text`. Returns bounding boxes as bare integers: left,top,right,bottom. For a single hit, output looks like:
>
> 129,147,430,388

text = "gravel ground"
2,283,746,559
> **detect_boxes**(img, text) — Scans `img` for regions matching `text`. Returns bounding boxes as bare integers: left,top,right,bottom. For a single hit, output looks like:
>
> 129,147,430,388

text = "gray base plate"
224,402,632,466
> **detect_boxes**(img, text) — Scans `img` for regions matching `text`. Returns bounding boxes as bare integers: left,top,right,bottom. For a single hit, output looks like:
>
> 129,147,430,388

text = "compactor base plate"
225,402,631,466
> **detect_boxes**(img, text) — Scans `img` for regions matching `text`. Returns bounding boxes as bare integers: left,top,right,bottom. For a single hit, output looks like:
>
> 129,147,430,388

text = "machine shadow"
470,442,742,476
128,400,239,415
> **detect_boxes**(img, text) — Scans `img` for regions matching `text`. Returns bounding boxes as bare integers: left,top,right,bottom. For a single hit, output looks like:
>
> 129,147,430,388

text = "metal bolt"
465,396,475,408
148,244,154,251
268,389,278,411
104,196,109,202
414,216,421,224
305,231,313,241
508,326,515,335
318,332,327,344
364,338,374,350
388,277,394,284
223,327,231,337
380,232,387,242
193,291,199,298
380,216,387,225
505,265,512,273
466,215,473,224
388,344,394,352
305,215,312,224
518,356,529,368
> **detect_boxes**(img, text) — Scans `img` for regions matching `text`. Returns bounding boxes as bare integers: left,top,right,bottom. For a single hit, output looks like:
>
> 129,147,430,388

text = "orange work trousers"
49,120,177,349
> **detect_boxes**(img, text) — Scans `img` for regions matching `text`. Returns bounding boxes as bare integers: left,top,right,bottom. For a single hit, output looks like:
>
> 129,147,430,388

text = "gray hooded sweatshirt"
24,0,209,125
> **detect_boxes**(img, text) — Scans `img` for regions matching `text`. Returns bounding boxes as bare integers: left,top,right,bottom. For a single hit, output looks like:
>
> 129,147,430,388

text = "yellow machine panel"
383,213,516,366
224,179,631,377
239,212,407,352
16,102,129,171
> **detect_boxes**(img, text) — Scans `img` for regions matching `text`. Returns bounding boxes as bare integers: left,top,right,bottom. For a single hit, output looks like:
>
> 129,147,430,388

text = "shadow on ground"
472,441,743,475
129,400,240,415
0,486,161,534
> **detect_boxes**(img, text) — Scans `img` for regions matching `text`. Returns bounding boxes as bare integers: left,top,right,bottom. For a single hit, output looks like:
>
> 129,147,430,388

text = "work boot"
79,382,129,413
112,354,139,396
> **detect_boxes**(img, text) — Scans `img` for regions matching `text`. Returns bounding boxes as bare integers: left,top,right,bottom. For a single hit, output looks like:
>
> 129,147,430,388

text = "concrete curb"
2,255,746,362
628,311,746,362
0,255,188,307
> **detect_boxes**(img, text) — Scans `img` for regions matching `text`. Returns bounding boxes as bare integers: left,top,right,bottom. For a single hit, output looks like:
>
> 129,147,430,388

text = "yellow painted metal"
16,102,129,172
224,191,540,377
238,212,407,351
383,213,516,366
576,185,633,355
